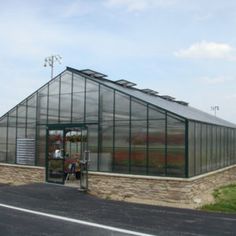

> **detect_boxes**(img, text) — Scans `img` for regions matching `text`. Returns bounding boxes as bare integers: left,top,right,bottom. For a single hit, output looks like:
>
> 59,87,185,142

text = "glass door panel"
64,127,88,185
47,129,65,184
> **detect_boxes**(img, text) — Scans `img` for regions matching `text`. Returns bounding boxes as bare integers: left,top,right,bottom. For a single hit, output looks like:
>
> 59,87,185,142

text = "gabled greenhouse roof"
0,66,235,129
67,67,236,128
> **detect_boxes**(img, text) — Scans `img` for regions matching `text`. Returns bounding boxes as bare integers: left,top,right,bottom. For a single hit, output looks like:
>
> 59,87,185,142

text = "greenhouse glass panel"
216,126,221,168
17,102,26,138
17,102,26,128
27,94,37,127
149,106,165,120
99,121,113,171
72,74,85,123
131,98,147,120
87,125,98,171
48,77,60,123
100,86,114,122
222,128,227,167
7,144,15,164
0,143,7,162
130,99,147,174
220,127,224,168
0,125,7,144
230,129,234,164
59,71,72,123
0,115,7,125
27,95,37,143
0,116,7,162
8,127,16,144
38,85,48,124
37,85,49,124
211,126,217,170
195,123,201,174
85,80,99,122
130,120,147,175
114,120,130,173
115,92,130,121
228,129,231,165
224,128,228,166
167,115,185,177
8,108,17,128
206,125,212,172
17,128,26,139
201,124,207,173
233,130,236,164
148,108,165,176
26,128,35,139
188,122,195,177
37,126,46,166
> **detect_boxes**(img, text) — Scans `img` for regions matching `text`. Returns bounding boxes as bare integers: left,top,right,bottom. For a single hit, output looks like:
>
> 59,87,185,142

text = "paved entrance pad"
0,183,235,235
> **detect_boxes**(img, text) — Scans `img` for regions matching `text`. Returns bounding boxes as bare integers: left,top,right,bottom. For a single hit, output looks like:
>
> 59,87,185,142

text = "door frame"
46,123,88,184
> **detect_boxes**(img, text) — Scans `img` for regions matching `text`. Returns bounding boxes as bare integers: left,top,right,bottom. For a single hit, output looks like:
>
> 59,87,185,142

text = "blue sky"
1,0,236,122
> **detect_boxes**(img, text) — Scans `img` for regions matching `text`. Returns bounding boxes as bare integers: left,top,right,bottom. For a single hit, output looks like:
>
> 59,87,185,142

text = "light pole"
211,106,219,116
44,55,62,79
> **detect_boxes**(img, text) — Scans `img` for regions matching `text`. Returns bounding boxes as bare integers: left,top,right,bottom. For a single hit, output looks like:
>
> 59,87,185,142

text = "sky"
1,0,236,122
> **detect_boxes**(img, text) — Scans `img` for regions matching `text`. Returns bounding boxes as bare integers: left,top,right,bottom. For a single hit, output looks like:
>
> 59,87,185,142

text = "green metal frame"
185,120,189,178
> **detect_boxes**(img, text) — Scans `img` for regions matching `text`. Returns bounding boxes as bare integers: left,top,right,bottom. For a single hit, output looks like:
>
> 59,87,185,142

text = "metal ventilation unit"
141,88,159,96
16,138,35,165
161,95,175,101
115,79,137,87
79,69,107,78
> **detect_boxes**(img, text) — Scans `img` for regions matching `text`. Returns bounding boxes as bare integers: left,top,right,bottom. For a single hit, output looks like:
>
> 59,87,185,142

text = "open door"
46,125,89,188
64,127,88,186
46,129,65,184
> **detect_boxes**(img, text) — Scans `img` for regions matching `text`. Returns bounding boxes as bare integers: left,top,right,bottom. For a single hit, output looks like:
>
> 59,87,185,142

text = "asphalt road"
0,183,235,236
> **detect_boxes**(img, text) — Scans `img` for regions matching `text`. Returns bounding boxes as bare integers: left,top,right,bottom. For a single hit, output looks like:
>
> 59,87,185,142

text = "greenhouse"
0,67,236,185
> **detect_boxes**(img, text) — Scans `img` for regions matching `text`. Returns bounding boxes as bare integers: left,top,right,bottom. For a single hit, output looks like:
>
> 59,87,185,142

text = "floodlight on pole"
211,106,219,116
44,55,62,79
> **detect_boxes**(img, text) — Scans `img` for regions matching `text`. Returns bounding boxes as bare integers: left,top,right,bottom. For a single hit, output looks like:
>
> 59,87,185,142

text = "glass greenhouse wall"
0,67,235,178
188,122,236,177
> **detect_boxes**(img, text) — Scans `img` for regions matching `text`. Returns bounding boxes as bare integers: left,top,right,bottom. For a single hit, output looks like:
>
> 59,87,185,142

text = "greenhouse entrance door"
46,125,89,188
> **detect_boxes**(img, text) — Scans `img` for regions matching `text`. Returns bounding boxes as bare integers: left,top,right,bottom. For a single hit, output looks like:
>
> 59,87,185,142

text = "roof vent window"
79,69,107,78
175,100,189,106
115,79,137,88
141,88,159,96
161,95,175,101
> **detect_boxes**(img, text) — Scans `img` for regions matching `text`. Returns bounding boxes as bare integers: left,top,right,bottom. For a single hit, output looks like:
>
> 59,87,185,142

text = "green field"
201,184,236,213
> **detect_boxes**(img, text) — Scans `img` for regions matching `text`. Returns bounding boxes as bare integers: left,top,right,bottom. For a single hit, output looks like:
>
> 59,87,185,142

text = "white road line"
0,203,156,236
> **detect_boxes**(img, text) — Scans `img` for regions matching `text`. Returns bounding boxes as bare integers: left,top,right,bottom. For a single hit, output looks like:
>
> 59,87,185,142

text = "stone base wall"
0,163,45,185
1,162,236,208
88,165,236,208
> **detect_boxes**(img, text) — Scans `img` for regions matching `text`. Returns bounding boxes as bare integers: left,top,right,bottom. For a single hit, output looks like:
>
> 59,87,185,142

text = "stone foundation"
88,164,236,208
0,163,45,185
0,162,236,208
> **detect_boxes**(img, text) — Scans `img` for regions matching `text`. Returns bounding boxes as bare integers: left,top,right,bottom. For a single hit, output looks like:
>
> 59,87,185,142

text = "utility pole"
44,55,62,79
211,106,219,117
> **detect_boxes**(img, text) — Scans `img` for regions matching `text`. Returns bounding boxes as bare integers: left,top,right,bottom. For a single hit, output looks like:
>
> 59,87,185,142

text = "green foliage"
201,184,236,213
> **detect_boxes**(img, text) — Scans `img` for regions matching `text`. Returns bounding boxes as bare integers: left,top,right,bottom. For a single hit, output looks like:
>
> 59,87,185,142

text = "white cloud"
175,41,236,60
199,76,234,85
104,0,176,12
194,13,213,22
226,94,236,100
60,0,94,17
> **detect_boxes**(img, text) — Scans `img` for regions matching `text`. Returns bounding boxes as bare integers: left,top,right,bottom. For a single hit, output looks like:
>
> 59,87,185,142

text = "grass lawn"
201,184,236,213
